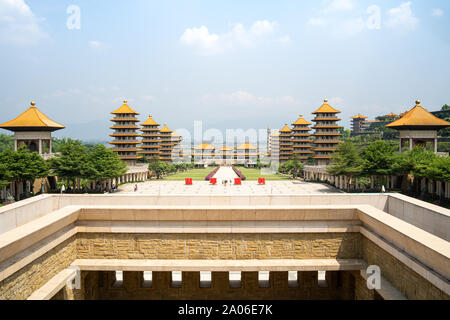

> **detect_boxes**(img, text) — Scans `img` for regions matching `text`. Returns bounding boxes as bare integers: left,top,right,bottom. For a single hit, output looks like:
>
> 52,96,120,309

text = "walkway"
213,166,238,183
118,180,342,195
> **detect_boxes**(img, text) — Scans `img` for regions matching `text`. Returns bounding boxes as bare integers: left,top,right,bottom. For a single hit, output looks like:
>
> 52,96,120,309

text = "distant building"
159,124,173,162
235,142,259,166
139,115,161,160
387,100,450,153
171,131,183,163
279,124,293,164
311,99,343,166
0,101,65,159
291,115,313,161
110,100,142,166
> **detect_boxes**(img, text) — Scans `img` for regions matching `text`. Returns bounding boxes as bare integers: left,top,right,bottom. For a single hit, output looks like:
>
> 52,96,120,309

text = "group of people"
221,179,231,186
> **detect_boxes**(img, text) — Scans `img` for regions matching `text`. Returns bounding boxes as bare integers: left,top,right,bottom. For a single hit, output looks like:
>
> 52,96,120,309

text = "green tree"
88,145,127,187
49,140,91,190
392,147,436,193
148,156,168,179
360,140,397,188
0,134,13,152
0,147,48,199
328,141,362,190
279,157,303,178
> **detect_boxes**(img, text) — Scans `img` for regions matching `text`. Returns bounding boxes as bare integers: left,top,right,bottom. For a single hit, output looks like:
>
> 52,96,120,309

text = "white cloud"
0,0,47,45
279,35,292,44
385,2,419,32
328,97,345,106
88,40,105,50
323,0,356,13
180,20,284,55
200,91,296,107
308,18,326,27
432,8,444,17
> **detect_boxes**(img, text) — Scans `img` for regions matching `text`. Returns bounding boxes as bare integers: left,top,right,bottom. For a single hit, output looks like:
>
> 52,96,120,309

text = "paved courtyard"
118,179,342,195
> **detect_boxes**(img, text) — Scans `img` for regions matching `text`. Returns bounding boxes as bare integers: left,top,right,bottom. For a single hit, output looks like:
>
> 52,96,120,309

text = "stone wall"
0,236,77,300
76,233,362,260
361,238,449,300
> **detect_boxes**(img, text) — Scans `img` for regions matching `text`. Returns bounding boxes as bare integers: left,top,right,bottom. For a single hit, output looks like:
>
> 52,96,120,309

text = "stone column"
434,138,438,154
38,139,42,155
409,138,413,151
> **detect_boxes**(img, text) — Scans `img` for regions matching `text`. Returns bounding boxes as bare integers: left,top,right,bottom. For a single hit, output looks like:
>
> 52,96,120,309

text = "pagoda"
387,100,450,153
350,114,368,136
159,124,173,162
311,99,343,165
192,143,215,164
291,115,313,162
0,101,65,157
171,131,183,163
139,115,160,160
279,124,293,163
110,100,141,166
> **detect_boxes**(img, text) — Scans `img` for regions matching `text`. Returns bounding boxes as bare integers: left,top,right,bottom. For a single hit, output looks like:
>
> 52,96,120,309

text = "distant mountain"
53,119,111,143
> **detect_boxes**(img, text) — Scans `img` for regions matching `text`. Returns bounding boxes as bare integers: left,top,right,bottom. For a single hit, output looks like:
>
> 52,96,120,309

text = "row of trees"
0,139,129,200
147,156,193,179
328,140,450,192
50,140,127,191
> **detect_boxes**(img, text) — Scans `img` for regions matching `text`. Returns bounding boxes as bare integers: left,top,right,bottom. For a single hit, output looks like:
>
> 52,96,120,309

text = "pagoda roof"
385,112,398,117
271,131,280,137
312,99,341,114
160,124,173,133
221,146,233,151
236,143,258,150
386,101,450,129
0,102,65,132
280,124,292,132
172,131,181,137
351,114,367,119
141,115,160,126
194,143,215,150
111,100,139,115
292,115,311,126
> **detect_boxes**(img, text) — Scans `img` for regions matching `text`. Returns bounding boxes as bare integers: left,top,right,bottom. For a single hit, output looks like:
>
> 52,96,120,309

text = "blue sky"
0,0,449,141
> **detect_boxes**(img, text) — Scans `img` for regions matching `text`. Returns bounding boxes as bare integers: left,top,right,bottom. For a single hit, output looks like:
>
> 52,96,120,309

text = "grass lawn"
236,167,291,181
163,168,217,181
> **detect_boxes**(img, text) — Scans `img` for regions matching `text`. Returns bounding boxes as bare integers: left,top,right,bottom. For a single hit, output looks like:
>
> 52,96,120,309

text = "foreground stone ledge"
70,258,368,272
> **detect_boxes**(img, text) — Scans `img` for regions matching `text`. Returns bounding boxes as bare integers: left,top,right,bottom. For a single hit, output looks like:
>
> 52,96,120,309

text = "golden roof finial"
30,101,36,107
123,100,128,104
324,99,328,103
300,114,303,117
416,100,421,106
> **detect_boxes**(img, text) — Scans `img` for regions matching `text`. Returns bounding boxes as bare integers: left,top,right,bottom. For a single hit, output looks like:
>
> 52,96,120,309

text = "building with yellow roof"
268,131,280,161
0,101,65,157
279,124,293,163
159,124,173,162
291,115,313,161
171,131,183,163
110,100,141,166
235,142,259,166
387,100,450,153
311,99,343,165
139,115,160,160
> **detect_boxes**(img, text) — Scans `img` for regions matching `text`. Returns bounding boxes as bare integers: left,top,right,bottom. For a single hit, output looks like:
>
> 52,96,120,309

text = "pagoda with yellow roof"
0,101,65,157
139,115,160,160
311,99,343,165
279,124,293,163
159,124,173,162
387,100,450,153
192,143,215,165
291,115,313,161
110,100,141,166
171,131,183,163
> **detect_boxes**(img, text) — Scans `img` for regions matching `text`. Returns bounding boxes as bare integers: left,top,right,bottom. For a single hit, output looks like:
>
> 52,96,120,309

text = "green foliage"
0,134,13,152
49,140,92,182
279,157,303,178
360,140,397,176
0,147,48,182
148,156,168,179
328,141,362,177
392,147,436,178
88,145,127,180
425,156,450,182
442,104,449,111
